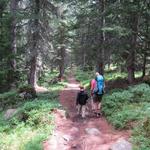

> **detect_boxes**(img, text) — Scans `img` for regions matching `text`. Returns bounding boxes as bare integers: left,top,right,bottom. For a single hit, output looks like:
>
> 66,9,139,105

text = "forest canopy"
0,0,150,91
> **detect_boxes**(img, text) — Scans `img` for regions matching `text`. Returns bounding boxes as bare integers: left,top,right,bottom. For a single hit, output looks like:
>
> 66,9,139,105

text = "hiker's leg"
77,105,81,115
96,102,99,113
81,105,86,118
98,102,101,110
92,102,98,115
91,96,94,110
98,95,103,112
93,102,96,110
95,95,103,117
93,94,98,111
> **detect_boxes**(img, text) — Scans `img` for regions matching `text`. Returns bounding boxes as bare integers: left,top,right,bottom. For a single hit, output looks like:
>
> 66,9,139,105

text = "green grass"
0,90,25,111
0,91,61,150
132,117,150,150
101,84,150,149
101,83,150,128
48,82,67,91
0,70,66,150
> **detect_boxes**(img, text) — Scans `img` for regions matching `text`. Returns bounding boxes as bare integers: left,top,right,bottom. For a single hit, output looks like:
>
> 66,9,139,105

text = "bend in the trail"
43,75,131,150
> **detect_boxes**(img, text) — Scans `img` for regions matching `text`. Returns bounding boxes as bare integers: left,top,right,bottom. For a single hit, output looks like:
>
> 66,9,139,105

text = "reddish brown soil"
43,76,131,150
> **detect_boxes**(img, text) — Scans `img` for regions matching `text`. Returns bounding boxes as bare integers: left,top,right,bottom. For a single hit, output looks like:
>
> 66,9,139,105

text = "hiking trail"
43,75,131,150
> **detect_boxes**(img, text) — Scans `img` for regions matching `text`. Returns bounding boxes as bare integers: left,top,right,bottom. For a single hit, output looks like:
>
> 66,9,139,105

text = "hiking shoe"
97,112,102,117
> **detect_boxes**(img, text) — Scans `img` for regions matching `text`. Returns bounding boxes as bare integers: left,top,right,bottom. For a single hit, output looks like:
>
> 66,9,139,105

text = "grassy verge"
101,83,150,150
0,71,66,150
0,92,60,150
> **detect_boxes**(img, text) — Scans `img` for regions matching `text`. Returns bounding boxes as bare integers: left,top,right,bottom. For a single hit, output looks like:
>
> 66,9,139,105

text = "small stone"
62,135,73,142
85,128,101,136
4,109,17,120
57,109,67,119
24,93,33,99
110,139,132,150
19,92,26,98
71,144,78,149
70,127,79,133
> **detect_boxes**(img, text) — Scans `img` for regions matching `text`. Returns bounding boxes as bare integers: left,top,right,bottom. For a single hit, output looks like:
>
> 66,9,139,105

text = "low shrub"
143,117,150,137
107,104,142,129
0,91,23,110
132,117,150,150
102,83,150,129
101,90,133,116
13,99,57,127
0,92,59,150
18,85,36,98
129,83,150,103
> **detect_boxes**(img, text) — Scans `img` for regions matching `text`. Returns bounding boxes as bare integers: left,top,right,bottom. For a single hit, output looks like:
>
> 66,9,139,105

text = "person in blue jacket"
93,72,105,117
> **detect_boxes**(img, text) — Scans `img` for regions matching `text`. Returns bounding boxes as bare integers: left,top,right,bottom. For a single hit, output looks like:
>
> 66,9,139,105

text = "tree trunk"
127,12,138,83
127,54,135,83
142,52,147,78
80,35,86,70
10,0,18,70
28,0,40,88
96,0,105,75
58,13,66,78
9,0,18,87
58,46,65,79
28,56,37,87
142,13,149,78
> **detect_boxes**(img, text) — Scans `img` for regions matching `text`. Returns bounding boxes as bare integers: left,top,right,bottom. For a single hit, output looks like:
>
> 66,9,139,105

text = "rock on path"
110,139,132,150
4,108,17,120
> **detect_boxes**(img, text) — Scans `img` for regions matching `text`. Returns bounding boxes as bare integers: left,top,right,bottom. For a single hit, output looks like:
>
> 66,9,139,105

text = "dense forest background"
0,0,150,92
0,1,150,150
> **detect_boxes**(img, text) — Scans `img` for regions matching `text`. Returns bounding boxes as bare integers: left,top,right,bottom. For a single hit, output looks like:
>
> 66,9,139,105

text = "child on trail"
76,86,89,118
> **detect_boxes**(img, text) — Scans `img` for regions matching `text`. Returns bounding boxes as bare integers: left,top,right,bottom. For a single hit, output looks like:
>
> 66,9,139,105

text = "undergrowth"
0,71,65,150
0,92,60,150
75,69,142,88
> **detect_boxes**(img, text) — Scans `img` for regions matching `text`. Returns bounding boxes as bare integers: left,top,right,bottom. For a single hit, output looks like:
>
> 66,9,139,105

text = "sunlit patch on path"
35,86,49,93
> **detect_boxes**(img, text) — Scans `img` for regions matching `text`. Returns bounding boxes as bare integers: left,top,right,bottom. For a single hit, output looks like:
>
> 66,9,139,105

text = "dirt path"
43,75,131,150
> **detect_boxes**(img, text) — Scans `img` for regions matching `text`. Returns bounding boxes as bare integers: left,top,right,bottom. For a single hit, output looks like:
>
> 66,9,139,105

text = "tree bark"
96,0,105,75
10,0,17,70
9,0,19,87
58,46,65,79
58,12,66,79
28,56,37,87
127,12,138,83
142,52,147,78
28,0,40,88
142,13,149,78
